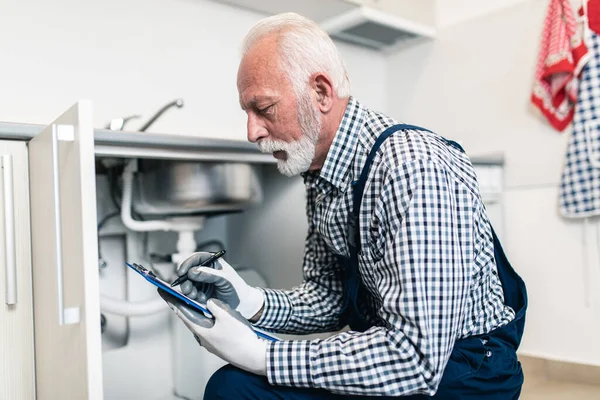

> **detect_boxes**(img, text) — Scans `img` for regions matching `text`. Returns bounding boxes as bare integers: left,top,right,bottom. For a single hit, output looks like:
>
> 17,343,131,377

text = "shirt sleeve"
265,159,473,396
254,183,347,334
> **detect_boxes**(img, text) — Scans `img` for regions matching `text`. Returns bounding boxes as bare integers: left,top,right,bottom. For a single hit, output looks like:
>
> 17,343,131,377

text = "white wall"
387,0,600,365
0,0,387,140
436,0,538,28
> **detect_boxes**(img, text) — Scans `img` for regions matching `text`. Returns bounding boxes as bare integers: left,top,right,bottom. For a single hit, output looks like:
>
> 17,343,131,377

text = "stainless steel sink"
132,160,260,216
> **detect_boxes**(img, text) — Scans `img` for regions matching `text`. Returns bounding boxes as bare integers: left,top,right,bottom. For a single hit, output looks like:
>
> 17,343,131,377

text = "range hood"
321,6,435,50
210,0,436,51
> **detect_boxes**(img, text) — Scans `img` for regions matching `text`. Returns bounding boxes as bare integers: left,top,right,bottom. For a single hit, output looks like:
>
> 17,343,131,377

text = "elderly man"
161,12,527,400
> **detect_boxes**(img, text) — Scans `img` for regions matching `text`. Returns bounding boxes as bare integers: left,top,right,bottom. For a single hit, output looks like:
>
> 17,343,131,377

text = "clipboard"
126,262,280,342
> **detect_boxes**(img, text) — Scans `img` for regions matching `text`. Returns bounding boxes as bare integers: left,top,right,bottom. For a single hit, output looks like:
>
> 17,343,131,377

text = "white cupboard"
0,140,35,400
0,100,275,399
28,101,104,399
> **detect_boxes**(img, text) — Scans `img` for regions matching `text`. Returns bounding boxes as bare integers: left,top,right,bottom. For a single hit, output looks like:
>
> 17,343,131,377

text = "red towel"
531,0,589,132
585,0,600,35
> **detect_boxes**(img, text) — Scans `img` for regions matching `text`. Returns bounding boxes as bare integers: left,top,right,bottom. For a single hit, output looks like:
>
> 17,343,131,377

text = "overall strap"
348,124,432,253
342,124,432,331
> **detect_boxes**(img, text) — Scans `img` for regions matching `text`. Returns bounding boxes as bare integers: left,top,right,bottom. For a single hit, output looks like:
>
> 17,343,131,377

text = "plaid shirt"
255,98,516,396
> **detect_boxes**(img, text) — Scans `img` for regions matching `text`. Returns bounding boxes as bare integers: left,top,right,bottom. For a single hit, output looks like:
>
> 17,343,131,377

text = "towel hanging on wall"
586,0,600,35
559,2,600,218
531,0,589,131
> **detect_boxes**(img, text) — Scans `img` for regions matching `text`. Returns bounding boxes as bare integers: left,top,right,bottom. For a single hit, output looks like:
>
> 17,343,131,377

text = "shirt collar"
317,97,366,190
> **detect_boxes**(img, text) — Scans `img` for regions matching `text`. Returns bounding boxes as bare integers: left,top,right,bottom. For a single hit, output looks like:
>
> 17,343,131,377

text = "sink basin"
132,160,260,216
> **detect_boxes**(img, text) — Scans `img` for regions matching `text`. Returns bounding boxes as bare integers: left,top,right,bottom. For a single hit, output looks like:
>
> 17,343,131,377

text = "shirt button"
486,350,493,358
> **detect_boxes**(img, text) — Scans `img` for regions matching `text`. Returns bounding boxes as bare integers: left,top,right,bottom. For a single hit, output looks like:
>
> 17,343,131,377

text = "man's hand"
176,252,264,320
158,289,267,376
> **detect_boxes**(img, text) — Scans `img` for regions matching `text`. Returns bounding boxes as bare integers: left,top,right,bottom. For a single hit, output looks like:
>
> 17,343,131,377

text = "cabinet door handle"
2,154,16,306
52,125,79,325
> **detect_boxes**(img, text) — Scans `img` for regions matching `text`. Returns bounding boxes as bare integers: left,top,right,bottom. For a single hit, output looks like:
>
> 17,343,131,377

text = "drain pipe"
99,160,205,317
120,160,205,232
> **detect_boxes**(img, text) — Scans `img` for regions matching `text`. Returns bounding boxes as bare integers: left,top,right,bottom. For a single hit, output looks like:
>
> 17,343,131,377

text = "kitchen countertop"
0,121,274,163
0,121,503,165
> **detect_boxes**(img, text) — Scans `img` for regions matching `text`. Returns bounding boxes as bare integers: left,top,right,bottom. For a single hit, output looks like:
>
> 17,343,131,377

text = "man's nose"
247,114,268,143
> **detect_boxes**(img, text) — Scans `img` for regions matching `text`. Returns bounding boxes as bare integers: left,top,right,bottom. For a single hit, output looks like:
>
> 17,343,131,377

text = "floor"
520,356,600,399
521,376,600,399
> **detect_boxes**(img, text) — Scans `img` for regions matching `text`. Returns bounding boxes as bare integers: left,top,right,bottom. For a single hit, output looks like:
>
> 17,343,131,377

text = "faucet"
105,115,141,131
104,98,184,131
139,99,184,132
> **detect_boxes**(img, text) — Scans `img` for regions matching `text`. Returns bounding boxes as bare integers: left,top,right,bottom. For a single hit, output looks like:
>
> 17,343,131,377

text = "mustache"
257,139,290,153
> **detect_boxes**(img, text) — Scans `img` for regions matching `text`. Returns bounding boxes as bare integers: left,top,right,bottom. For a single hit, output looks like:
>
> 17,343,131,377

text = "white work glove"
158,289,267,376
177,252,264,320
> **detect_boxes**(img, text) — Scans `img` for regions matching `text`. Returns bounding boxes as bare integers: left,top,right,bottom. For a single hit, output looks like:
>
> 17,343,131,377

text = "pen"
170,249,226,287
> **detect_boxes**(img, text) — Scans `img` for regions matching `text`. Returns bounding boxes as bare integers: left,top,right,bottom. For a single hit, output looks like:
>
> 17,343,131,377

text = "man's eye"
258,105,274,115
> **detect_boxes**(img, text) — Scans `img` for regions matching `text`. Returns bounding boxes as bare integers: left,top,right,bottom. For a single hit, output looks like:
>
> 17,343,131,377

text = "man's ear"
310,72,335,113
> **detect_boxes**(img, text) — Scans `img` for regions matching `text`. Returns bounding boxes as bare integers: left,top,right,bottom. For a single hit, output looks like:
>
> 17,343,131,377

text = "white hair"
242,12,351,99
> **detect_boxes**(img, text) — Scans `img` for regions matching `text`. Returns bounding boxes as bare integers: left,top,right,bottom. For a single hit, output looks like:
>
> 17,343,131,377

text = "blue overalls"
338,124,528,399
203,125,528,400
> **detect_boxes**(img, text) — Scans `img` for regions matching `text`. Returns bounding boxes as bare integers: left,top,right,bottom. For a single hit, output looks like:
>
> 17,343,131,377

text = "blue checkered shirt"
255,98,516,396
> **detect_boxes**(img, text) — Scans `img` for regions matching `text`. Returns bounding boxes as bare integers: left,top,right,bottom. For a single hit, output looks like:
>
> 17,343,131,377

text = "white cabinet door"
29,101,103,399
0,141,35,400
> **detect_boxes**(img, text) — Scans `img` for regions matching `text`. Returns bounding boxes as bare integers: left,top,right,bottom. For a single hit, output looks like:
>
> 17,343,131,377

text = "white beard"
257,94,321,177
